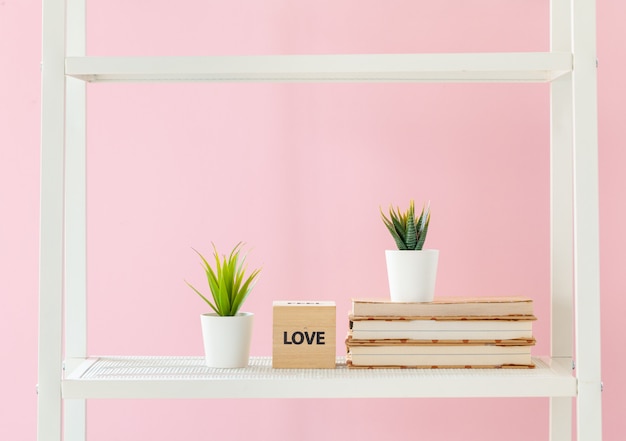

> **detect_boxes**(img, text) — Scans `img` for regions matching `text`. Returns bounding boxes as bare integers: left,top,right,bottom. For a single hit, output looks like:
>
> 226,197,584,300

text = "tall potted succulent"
186,242,261,368
381,200,438,302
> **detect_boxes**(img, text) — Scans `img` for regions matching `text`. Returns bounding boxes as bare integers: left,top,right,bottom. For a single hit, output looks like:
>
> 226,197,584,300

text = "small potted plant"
186,242,261,368
381,200,438,302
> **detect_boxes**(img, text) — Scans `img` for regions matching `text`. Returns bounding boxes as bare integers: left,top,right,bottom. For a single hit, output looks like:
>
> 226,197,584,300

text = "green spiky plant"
381,200,431,250
186,242,261,317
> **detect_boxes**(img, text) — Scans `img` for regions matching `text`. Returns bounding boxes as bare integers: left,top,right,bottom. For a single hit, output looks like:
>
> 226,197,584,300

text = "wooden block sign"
272,301,336,369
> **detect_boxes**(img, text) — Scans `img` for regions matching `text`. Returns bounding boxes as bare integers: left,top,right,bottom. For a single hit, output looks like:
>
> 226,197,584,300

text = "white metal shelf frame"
37,0,602,440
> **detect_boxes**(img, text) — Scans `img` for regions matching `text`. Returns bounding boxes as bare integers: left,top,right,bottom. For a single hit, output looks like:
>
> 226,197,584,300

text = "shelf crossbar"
65,52,572,83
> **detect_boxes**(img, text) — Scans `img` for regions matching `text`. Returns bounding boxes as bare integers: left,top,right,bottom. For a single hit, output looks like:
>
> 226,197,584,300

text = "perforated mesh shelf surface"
78,356,554,379
62,356,576,400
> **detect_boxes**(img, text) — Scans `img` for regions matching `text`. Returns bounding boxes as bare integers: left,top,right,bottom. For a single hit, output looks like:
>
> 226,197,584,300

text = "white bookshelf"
38,0,602,440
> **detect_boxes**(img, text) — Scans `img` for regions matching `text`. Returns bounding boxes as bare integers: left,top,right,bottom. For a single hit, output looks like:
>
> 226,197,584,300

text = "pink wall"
1,0,624,439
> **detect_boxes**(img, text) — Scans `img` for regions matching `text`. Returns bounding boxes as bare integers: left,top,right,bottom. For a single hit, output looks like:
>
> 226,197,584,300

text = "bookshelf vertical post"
38,0,66,440
549,0,574,439
64,0,88,440
571,0,603,439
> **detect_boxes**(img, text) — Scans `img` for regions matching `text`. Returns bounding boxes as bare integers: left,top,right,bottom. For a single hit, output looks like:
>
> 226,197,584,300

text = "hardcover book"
351,296,534,318
346,338,535,368
349,315,535,341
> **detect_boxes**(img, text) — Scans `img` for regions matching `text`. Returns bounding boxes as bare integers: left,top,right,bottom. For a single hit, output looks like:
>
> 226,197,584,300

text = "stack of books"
346,296,536,369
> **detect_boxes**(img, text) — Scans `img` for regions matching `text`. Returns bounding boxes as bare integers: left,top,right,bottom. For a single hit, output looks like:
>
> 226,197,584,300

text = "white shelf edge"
62,355,577,399
65,52,572,83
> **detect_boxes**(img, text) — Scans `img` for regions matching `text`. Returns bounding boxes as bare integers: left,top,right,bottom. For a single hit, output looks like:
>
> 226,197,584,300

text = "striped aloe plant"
381,200,430,250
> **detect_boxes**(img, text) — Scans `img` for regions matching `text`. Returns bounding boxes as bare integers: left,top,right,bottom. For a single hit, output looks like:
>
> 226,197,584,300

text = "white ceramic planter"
200,312,254,368
385,249,439,302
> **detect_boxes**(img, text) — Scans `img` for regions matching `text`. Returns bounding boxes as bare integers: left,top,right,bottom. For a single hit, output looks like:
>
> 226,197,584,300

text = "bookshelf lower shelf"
62,356,576,399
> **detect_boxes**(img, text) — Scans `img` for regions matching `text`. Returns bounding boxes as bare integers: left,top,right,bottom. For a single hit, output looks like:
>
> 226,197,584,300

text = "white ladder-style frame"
37,0,602,440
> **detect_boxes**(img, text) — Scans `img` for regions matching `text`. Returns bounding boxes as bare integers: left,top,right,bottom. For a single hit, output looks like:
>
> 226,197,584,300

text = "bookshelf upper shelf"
65,52,572,83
